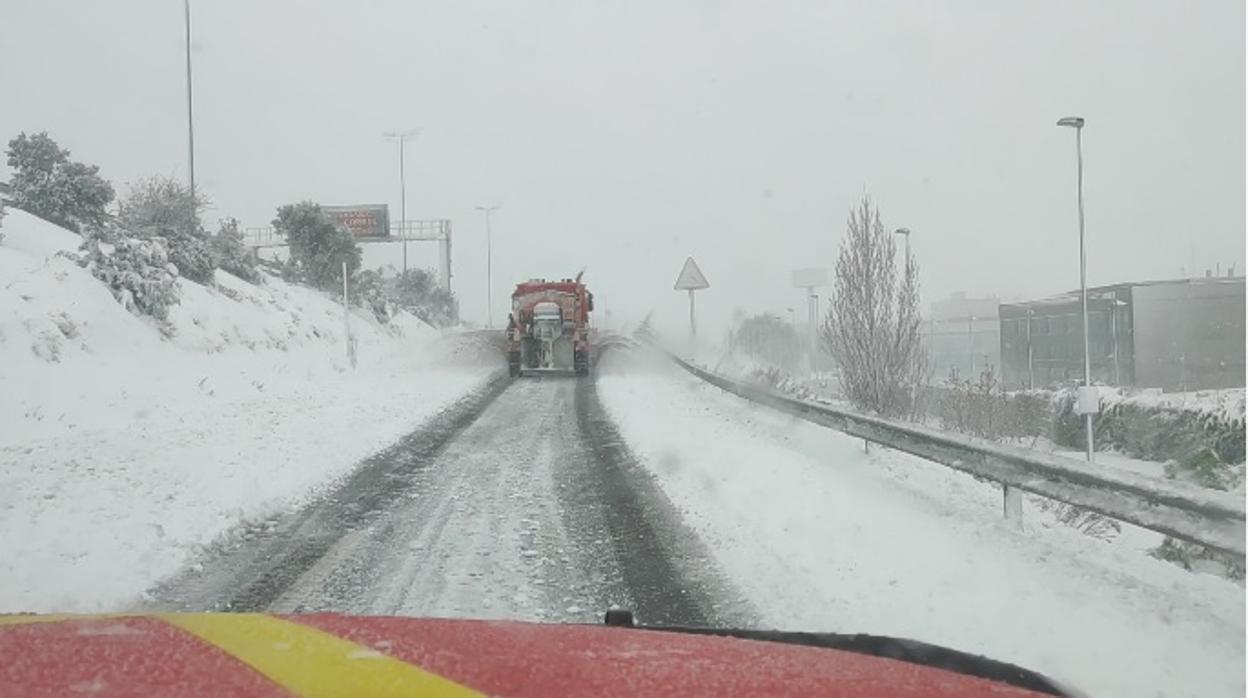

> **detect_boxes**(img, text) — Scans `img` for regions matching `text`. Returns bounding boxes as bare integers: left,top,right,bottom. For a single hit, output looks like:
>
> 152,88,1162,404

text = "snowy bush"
1052,389,1245,465
0,198,6,243
5,132,115,233
76,223,181,323
1030,498,1122,540
931,366,1048,443
1164,446,1244,492
391,268,457,328
165,232,216,283
212,218,262,284
119,176,216,284
730,313,804,372
274,201,361,291
1152,538,1244,581
352,269,391,324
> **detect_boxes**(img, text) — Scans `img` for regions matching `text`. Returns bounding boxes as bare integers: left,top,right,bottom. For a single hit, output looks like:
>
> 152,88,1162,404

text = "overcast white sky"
1,0,1243,335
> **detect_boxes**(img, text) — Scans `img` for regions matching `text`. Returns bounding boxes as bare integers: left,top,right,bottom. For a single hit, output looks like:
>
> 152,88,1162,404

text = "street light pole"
183,0,195,202
475,204,501,327
893,227,911,257
1026,308,1035,390
968,314,976,375
383,129,420,274
1058,115,1094,462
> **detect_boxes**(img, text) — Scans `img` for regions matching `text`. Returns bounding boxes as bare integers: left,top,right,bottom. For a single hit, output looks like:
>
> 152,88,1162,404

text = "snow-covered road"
270,378,638,621
596,348,1245,698
33,333,1241,697
158,374,743,629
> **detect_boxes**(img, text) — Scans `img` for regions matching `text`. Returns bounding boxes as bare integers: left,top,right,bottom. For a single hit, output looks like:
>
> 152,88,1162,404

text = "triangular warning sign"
674,257,710,290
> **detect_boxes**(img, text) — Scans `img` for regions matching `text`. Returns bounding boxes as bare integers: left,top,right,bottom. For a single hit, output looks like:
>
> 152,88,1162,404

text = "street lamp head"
893,227,911,236
1056,116,1085,129
475,204,502,214
382,128,421,140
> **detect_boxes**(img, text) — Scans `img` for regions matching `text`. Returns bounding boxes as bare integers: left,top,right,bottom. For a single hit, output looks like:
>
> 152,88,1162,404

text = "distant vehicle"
507,273,594,377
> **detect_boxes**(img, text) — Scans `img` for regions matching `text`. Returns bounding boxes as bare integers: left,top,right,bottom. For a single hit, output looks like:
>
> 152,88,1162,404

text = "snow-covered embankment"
0,210,493,612
596,348,1245,698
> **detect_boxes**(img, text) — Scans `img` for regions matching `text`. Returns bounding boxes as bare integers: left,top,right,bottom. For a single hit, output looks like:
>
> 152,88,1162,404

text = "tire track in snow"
146,369,514,611
150,363,746,628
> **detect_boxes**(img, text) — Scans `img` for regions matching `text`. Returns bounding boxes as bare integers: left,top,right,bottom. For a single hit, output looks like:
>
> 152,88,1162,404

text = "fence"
668,354,1246,562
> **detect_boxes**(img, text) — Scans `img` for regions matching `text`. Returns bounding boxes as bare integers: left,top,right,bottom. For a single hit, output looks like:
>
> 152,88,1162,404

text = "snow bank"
0,210,494,612
597,348,1245,698
1102,387,1246,424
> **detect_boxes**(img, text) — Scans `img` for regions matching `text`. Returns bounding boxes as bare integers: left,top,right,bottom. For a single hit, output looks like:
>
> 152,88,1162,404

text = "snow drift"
597,348,1246,698
0,209,494,612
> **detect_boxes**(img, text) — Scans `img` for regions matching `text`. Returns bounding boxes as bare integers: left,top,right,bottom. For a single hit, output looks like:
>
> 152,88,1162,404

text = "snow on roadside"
596,348,1245,698
1101,386,1246,426
0,210,496,613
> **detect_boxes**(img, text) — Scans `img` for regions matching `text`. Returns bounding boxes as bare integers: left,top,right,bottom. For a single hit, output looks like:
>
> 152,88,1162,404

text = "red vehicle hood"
0,612,1064,697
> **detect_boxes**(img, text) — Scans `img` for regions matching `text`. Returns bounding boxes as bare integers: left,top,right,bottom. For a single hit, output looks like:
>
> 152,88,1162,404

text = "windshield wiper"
602,610,1070,696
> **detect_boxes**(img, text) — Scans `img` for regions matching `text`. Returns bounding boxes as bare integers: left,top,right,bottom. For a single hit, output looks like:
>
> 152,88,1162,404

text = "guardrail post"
1003,485,1023,528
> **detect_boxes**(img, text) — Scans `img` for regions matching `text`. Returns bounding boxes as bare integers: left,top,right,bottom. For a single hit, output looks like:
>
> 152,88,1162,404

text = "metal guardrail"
669,354,1246,561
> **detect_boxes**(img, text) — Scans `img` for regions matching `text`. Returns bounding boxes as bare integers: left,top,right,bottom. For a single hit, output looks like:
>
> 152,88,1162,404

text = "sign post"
792,268,829,371
674,257,710,341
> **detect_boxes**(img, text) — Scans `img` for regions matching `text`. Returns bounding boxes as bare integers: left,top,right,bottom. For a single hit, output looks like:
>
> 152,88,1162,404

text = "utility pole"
1058,115,1094,461
893,228,912,257
383,129,420,274
1026,308,1035,390
969,314,977,375
342,261,355,368
475,204,501,327
1110,297,1122,385
183,0,196,202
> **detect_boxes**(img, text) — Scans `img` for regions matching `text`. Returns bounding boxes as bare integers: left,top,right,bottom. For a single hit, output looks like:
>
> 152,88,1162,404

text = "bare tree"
821,196,925,417
893,233,927,417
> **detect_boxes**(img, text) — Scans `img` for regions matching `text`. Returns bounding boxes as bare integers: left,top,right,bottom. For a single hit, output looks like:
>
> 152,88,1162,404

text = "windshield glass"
0,2,1244,697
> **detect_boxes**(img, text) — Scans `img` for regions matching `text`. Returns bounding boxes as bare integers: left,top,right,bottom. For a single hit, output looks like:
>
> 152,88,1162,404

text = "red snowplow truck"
507,273,594,377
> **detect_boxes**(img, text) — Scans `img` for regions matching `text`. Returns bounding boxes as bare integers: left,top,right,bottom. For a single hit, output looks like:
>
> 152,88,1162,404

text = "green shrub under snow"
74,224,180,324
274,201,361,291
1163,446,1245,492
6,131,115,234
390,268,457,328
931,366,1050,442
1152,538,1244,581
119,176,216,284
1052,390,1245,466
212,218,263,284
352,269,391,324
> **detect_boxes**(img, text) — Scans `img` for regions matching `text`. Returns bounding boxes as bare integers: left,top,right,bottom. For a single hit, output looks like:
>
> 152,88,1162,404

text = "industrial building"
922,293,1001,382
998,274,1244,391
